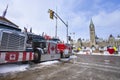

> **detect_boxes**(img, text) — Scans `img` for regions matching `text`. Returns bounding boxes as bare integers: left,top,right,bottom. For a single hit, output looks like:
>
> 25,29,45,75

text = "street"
0,54,120,80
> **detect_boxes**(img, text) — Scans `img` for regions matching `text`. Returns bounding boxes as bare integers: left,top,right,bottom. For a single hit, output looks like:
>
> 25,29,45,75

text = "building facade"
75,19,120,49
89,19,96,47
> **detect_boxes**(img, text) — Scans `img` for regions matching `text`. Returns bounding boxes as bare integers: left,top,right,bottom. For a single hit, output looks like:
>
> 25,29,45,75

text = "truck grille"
0,31,26,51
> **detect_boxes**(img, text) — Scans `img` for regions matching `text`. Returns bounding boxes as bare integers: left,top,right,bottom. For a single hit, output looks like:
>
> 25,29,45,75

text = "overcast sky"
0,0,120,42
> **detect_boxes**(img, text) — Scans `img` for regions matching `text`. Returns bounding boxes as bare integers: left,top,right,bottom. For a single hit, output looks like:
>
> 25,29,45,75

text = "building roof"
0,16,20,29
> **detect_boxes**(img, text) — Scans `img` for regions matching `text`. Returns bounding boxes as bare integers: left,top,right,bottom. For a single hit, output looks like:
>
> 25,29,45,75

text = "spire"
89,18,95,29
2,4,8,18
90,18,94,25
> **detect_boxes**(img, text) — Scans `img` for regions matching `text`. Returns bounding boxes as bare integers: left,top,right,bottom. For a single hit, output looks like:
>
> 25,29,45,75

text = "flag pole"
2,4,8,17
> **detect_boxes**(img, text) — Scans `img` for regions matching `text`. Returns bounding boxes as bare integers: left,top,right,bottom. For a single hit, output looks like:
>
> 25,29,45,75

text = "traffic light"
68,36,71,41
49,9,54,19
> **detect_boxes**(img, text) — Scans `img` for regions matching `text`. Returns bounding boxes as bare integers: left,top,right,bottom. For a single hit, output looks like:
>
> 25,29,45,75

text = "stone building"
89,19,96,47
75,19,120,49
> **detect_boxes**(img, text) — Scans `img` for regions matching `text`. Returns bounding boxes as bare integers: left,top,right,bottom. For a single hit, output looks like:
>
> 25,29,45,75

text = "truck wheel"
34,50,41,63
65,55,70,58
60,52,64,58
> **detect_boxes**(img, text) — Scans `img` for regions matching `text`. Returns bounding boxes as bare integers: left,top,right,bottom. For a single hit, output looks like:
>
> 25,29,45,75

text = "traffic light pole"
54,16,57,38
54,12,68,43
66,22,68,44
48,9,68,43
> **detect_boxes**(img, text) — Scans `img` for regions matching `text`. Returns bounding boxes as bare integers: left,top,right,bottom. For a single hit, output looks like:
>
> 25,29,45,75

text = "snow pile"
70,55,77,59
0,64,29,73
76,50,120,56
40,60,59,65
30,60,60,70
69,55,77,63
76,51,86,54
76,51,92,55
92,53,103,55
103,51,111,55
60,58,70,62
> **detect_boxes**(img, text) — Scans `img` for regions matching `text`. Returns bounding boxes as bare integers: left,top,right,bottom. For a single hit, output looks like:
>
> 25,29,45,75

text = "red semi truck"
0,16,72,64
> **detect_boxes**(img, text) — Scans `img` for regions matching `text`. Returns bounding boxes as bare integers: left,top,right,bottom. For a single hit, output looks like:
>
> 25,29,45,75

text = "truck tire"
60,52,64,58
33,50,41,63
65,55,70,58
61,52,70,58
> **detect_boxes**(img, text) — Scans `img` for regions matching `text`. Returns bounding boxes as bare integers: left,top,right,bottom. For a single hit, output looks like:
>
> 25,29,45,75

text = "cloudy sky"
0,0,120,42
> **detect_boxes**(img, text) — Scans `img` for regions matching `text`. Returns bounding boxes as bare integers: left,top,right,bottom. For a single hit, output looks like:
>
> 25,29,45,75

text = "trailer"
0,16,72,64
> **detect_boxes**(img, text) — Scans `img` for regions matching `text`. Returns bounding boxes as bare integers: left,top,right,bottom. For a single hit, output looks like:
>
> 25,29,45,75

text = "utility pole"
55,7,58,38
66,22,68,43
55,16,57,38
48,9,69,43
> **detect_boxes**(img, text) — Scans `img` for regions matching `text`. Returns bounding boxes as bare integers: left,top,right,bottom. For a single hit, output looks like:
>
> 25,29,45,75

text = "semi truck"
0,16,72,64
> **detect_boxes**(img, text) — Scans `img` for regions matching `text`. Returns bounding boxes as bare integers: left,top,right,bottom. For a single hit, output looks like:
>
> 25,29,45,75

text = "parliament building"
75,19,120,49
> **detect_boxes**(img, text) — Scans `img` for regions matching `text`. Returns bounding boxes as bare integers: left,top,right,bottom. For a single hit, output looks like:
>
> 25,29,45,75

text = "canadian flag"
5,52,19,62
10,54,16,60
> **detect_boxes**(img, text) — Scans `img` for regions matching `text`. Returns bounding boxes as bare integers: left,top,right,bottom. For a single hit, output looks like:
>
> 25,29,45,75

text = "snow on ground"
76,51,120,56
0,64,29,73
76,51,87,54
40,60,59,65
0,60,60,74
28,60,60,71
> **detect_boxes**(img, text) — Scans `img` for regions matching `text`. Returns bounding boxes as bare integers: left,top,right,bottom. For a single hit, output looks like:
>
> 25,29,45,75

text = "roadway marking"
75,62,120,73
68,68,87,80
76,62,120,70
47,65,73,78
104,59,110,64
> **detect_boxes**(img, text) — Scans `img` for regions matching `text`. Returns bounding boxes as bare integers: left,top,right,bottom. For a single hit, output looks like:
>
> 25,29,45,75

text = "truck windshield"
27,33,45,43
32,35,45,42
50,38,61,43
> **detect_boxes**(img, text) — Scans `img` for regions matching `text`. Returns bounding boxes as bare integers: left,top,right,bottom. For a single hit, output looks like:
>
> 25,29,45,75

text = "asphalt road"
76,54,120,80
0,54,120,80
77,54,120,67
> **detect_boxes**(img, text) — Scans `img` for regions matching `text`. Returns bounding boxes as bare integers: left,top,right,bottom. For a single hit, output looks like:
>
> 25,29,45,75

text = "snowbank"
76,51,87,54
0,64,29,73
0,60,59,74
40,60,59,65
76,51,120,56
